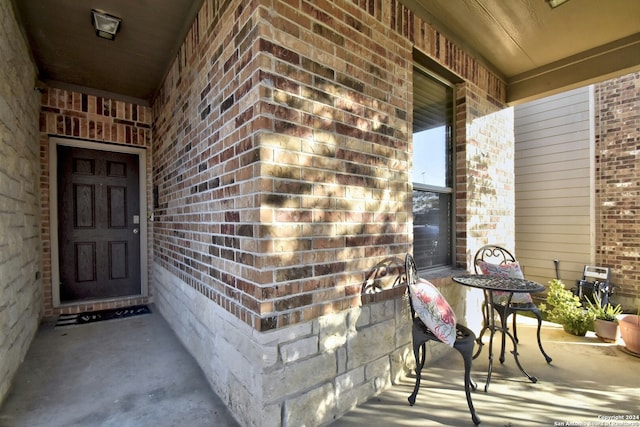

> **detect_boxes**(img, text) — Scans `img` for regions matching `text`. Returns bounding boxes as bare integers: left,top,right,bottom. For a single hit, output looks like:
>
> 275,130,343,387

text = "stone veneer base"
153,264,422,426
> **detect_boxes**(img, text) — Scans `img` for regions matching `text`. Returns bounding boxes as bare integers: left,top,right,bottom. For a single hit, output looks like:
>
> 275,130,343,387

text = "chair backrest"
405,253,418,318
361,257,405,295
473,245,516,274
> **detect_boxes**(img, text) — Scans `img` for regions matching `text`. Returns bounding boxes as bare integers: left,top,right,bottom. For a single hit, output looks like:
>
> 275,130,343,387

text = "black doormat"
56,305,151,327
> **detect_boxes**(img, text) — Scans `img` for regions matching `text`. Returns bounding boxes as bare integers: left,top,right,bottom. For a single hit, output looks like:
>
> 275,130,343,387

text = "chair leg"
473,300,490,359
408,342,426,406
512,312,519,343
458,342,481,425
533,309,553,363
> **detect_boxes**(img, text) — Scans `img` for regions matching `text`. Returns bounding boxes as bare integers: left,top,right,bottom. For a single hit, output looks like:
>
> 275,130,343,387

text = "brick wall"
459,82,515,262
151,0,509,424
152,0,416,333
0,0,42,403
38,88,153,316
152,0,507,335
595,72,640,309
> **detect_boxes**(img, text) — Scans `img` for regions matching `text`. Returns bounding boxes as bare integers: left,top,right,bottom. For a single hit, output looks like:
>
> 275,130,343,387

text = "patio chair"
405,254,480,425
473,245,552,364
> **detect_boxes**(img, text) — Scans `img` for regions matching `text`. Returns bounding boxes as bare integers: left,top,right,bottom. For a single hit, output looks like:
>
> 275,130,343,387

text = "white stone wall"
0,0,43,403
154,265,412,426
154,264,478,426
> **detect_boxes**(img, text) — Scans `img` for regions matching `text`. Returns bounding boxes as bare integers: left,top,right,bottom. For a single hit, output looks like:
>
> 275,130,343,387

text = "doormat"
56,305,151,327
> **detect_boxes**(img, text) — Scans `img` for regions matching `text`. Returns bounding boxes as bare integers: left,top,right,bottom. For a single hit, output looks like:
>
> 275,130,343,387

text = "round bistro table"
453,274,546,392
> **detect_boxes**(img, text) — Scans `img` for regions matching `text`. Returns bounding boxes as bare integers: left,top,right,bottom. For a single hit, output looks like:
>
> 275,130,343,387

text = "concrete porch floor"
334,316,640,426
1,309,639,427
0,306,239,427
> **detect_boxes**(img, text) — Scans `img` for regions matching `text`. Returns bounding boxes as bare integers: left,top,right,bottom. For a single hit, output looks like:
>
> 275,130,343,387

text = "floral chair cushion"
476,260,533,305
409,278,457,346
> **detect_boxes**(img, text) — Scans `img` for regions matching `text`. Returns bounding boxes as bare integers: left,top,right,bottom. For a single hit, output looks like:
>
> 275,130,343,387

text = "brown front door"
57,145,141,302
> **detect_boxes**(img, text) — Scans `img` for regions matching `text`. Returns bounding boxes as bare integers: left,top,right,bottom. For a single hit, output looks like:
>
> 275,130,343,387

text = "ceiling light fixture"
91,9,121,40
546,0,570,8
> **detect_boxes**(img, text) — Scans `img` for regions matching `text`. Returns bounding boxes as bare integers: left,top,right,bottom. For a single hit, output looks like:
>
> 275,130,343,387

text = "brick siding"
0,0,42,402
456,83,515,266
4,0,636,424
152,0,508,335
151,1,510,424
1,0,514,422
595,72,640,307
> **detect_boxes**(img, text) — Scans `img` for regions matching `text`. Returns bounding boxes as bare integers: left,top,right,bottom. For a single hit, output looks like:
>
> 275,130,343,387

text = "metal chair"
473,245,552,364
405,254,480,425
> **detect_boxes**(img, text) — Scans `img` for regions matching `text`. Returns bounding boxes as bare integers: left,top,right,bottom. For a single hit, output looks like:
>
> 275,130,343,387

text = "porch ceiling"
10,0,640,106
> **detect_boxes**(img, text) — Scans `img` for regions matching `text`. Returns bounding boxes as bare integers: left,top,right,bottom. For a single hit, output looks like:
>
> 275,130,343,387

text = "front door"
57,145,141,302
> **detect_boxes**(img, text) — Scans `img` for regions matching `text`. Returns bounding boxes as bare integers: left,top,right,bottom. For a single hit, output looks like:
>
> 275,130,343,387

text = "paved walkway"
0,307,239,427
1,309,639,426
334,316,640,426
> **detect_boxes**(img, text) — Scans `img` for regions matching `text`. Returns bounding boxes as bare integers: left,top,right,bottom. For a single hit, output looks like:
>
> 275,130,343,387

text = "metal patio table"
453,274,546,392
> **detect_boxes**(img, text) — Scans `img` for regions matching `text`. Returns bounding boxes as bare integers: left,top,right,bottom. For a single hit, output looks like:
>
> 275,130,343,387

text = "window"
412,66,454,269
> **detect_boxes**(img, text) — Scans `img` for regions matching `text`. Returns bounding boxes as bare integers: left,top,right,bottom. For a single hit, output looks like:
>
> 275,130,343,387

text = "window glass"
413,190,451,267
412,127,447,187
412,66,454,268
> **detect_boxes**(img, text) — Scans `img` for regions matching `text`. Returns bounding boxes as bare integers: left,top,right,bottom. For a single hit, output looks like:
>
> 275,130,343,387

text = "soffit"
10,0,640,105
402,0,640,104
11,0,204,105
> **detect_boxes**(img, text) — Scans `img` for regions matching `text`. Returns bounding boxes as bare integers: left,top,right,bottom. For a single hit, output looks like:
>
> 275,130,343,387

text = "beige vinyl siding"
514,86,593,287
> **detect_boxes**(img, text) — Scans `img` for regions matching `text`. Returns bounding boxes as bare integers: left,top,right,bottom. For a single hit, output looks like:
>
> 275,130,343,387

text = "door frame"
49,136,149,307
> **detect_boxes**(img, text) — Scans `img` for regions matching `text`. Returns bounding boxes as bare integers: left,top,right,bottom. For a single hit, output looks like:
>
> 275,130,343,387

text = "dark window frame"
412,64,455,270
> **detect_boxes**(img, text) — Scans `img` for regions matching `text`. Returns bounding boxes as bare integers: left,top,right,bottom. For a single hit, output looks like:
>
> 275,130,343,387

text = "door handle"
133,228,139,234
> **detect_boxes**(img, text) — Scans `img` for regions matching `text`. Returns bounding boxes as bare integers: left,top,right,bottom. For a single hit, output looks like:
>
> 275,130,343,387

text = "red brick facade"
595,72,640,306
151,0,509,332
14,1,517,423
4,0,634,423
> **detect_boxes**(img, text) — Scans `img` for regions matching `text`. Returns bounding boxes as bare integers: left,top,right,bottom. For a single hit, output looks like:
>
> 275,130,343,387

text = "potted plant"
585,294,622,342
619,303,640,354
540,279,592,336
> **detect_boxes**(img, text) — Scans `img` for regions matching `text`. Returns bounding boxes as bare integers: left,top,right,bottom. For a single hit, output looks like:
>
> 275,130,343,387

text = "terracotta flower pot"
618,314,640,354
593,319,619,343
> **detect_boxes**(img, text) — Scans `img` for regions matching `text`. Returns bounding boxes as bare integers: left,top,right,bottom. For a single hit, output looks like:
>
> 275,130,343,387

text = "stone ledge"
418,266,468,281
